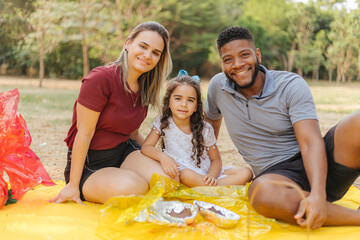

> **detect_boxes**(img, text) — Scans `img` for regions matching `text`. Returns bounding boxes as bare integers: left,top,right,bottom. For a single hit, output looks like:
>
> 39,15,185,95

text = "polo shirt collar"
222,65,275,99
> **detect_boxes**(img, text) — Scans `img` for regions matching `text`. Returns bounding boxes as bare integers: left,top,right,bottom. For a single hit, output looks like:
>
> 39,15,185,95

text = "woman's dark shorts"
64,139,141,201
255,125,360,202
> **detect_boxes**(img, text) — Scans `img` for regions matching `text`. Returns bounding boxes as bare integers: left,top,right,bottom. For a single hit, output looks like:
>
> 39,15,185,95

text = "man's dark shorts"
255,125,360,202
64,139,141,201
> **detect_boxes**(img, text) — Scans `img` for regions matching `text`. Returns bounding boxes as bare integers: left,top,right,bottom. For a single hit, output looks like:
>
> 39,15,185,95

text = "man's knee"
248,179,278,213
338,110,360,134
248,176,304,218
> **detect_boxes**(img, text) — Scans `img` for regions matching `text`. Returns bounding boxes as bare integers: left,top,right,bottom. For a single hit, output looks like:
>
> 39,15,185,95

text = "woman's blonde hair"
111,21,172,107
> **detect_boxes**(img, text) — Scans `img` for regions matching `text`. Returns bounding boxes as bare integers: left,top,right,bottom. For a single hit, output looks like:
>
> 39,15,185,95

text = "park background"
0,0,360,187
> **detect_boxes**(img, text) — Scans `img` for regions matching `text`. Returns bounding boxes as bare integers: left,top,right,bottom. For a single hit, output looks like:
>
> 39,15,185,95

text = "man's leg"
333,110,360,169
249,110,360,226
248,174,360,226
248,174,307,225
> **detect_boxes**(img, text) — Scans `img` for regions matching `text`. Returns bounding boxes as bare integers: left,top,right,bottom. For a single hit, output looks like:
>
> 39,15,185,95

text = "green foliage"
5,189,17,206
158,0,223,76
45,42,103,79
0,0,359,81
0,0,34,68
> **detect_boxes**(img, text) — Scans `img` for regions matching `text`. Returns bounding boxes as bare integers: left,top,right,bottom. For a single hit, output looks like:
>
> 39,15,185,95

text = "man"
205,26,360,229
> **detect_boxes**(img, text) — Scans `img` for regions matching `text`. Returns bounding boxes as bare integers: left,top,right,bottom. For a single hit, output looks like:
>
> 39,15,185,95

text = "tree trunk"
39,30,45,88
81,13,89,77
358,51,360,80
312,68,319,81
336,63,341,84
328,69,332,82
287,42,296,72
297,67,303,77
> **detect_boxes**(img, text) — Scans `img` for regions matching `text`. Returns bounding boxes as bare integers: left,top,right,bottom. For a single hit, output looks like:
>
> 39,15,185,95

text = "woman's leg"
120,150,179,182
217,167,253,186
82,167,149,203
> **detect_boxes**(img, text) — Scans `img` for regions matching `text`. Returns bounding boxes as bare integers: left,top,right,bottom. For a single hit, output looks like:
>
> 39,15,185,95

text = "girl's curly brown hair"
159,75,205,168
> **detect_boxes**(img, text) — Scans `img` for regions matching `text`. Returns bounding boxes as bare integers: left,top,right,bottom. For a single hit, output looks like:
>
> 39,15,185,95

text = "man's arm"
204,113,222,139
293,119,327,229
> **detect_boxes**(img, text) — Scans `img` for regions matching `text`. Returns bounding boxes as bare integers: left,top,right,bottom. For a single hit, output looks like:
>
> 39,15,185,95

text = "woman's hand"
203,174,218,186
49,183,84,205
160,155,180,179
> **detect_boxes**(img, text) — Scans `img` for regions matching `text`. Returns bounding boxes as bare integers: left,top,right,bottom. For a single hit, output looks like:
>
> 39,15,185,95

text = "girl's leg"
82,167,149,203
120,150,179,182
179,169,207,187
217,167,253,186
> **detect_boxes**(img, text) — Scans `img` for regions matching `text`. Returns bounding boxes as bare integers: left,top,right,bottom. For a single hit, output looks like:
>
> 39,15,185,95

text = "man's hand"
294,193,327,229
160,156,180,179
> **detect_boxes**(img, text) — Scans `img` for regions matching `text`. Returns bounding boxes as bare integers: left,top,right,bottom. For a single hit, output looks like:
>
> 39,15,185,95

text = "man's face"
219,39,261,89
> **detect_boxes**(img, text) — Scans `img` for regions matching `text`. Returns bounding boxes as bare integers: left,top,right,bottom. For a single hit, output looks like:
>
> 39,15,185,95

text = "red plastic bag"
0,173,8,208
0,89,54,208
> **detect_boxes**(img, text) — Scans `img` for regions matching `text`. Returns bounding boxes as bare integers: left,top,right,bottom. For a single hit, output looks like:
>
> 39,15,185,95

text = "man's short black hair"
217,26,254,52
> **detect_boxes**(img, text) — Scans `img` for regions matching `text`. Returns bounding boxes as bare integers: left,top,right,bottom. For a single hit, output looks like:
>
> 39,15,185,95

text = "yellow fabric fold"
0,176,359,240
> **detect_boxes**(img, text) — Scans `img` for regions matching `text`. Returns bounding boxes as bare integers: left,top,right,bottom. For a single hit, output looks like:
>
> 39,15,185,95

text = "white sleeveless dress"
152,116,232,179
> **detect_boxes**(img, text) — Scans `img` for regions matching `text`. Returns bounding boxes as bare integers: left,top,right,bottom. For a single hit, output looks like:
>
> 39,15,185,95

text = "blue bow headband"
177,69,201,83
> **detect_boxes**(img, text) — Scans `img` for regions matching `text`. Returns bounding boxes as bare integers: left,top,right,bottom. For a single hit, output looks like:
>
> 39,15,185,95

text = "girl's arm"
130,129,145,145
204,144,222,186
141,128,180,179
49,103,100,204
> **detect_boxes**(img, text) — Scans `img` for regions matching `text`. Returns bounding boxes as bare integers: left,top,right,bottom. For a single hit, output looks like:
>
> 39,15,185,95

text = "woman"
50,21,172,204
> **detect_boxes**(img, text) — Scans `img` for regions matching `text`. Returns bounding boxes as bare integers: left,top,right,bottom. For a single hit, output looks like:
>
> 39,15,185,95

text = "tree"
78,0,107,76
22,0,68,86
156,0,223,76
311,30,327,81
328,9,359,83
241,0,290,69
0,0,35,74
98,0,164,63
286,2,317,76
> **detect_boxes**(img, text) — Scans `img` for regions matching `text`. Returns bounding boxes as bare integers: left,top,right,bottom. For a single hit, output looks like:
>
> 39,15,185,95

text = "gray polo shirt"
205,65,318,176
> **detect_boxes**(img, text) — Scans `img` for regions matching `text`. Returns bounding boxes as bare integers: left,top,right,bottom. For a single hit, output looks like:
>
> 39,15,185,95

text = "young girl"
141,71,253,187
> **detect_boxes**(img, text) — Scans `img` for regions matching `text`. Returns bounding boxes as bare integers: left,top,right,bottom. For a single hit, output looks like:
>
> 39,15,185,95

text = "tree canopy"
0,0,359,84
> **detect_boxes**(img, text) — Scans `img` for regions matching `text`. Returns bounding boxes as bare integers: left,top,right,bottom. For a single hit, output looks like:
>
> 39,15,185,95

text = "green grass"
308,81,360,114
0,80,359,184
0,85,78,126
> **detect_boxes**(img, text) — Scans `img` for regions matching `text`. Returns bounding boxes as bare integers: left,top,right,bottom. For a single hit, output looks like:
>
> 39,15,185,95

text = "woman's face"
125,30,165,75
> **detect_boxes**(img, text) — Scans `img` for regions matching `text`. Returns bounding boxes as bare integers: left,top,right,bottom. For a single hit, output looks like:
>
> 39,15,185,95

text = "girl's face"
125,30,164,75
169,84,198,122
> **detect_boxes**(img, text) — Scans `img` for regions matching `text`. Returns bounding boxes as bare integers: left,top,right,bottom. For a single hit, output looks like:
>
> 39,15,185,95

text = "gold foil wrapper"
193,200,240,228
134,198,197,227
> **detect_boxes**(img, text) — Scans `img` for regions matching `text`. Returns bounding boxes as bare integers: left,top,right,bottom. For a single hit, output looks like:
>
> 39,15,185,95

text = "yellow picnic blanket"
0,174,359,240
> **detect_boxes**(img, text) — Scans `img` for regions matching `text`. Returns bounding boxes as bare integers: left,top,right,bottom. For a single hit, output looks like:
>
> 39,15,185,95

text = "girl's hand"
203,174,218,186
48,183,84,205
160,156,180,179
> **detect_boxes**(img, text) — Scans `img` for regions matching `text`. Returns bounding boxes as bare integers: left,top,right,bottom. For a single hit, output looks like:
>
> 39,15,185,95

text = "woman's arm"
49,103,100,204
141,128,179,179
203,144,222,186
130,129,145,145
